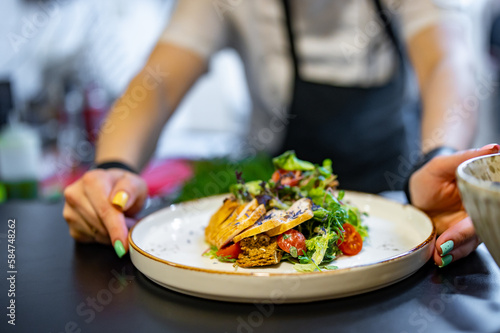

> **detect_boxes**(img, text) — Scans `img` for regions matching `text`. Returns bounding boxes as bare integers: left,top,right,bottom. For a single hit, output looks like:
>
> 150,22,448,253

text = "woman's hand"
409,144,500,267
63,169,148,257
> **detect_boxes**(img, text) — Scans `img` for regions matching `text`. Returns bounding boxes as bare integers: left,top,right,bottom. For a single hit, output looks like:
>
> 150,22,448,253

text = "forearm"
409,24,478,154
95,42,206,171
420,54,478,153
95,68,171,171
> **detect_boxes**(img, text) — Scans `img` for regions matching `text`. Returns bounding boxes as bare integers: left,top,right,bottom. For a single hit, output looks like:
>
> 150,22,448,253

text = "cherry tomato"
277,229,307,256
337,223,363,255
216,243,241,260
271,169,302,187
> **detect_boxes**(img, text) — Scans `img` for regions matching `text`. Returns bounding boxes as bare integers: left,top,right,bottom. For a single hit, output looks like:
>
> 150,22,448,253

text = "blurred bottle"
0,123,41,200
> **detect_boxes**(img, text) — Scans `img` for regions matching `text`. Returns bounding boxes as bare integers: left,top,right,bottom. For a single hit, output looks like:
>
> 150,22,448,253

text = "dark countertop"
1,199,499,333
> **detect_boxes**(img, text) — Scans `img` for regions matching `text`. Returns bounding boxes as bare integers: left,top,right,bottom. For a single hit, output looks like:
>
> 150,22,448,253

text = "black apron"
279,0,420,193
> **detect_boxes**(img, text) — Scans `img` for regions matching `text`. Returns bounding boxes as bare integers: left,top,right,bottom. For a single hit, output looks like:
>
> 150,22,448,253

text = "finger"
109,173,148,216
63,203,111,244
433,217,480,267
63,204,95,236
69,228,95,243
82,170,129,258
64,181,108,236
431,144,500,178
69,226,111,244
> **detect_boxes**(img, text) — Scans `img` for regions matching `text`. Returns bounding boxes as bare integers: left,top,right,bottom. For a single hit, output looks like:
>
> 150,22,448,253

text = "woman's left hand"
409,144,500,267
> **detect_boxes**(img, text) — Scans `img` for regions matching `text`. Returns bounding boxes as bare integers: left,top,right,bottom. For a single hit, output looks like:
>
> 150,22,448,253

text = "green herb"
202,245,218,258
272,151,315,171
280,252,296,264
283,234,291,240
344,205,369,240
202,245,237,263
295,250,322,272
217,255,237,263
320,265,338,270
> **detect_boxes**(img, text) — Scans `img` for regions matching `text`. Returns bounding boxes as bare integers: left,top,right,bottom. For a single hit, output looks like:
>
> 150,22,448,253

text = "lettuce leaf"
293,232,337,272
344,205,369,240
272,151,315,171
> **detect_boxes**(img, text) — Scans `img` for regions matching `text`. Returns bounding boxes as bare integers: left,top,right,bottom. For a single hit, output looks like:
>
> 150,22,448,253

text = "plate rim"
128,192,436,277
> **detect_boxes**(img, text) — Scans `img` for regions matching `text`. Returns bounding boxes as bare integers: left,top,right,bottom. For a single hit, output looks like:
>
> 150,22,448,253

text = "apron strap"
372,0,405,60
282,0,300,80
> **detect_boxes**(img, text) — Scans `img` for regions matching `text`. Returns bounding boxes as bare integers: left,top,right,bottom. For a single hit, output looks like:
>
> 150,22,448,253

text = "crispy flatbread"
233,209,286,243
214,199,266,249
237,234,282,267
205,196,239,245
266,198,313,237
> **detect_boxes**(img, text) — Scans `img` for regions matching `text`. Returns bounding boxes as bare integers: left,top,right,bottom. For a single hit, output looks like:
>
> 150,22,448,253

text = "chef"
63,0,492,269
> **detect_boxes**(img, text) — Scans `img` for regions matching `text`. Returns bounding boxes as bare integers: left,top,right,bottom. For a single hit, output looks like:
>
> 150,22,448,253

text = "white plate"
129,192,435,303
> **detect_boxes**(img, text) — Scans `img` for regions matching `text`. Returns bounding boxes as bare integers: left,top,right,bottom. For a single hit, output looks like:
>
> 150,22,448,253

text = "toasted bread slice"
237,234,282,268
214,199,266,249
205,196,239,245
266,198,313,237
233,209,286,243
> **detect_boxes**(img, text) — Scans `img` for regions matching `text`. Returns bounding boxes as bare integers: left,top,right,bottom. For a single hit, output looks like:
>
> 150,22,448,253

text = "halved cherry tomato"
337,223,363,256
277,229,307,256
216,243,242,259
271,169,302,187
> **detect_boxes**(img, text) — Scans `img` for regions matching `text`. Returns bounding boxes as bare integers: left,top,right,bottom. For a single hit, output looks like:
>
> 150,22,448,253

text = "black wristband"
93,161,138,174
404,146,458,204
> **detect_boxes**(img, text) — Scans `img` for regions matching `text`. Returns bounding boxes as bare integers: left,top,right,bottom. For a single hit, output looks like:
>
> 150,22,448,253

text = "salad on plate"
203,151,368,272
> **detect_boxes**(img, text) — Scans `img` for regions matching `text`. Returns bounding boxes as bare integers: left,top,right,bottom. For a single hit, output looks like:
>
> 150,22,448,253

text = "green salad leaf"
293,232,336,272
344,205,369,240
272,150,315,171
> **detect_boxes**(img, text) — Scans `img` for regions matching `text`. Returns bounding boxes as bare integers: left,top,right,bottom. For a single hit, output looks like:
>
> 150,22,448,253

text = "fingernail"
480,143,500,151
112,191,129,210
439,254,453,268
440,240,454,256
114,240,126,258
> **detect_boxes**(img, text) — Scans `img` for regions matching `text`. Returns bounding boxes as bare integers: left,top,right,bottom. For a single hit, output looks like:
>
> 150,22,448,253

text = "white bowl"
456,153,500,267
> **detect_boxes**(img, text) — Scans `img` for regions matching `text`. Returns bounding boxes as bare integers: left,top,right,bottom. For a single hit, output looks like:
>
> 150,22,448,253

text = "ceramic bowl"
456,153,500,267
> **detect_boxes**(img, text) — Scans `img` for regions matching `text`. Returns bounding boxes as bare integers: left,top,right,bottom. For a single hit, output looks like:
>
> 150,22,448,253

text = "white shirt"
160,0,456,153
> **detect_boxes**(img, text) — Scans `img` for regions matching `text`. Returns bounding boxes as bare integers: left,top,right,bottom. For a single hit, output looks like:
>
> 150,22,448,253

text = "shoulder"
159,0,232,58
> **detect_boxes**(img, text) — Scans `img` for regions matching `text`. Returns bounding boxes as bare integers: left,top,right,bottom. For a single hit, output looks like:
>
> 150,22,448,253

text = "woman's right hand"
63,168,148,257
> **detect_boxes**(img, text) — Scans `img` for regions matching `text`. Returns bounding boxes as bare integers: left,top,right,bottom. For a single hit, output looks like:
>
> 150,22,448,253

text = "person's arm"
407,23,477,153
406,21,491,266
63,42,206,255
96,42,206,170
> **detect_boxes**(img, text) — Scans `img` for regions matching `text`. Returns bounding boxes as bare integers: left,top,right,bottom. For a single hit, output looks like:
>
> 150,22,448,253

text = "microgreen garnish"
203,245,237,263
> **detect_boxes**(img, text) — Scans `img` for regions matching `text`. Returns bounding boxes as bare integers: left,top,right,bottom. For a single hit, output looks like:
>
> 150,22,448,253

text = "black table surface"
1,199,499,333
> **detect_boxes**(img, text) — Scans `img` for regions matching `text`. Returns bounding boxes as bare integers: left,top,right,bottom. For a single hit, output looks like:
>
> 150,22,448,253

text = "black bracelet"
93,161,138,174
403,146,458,204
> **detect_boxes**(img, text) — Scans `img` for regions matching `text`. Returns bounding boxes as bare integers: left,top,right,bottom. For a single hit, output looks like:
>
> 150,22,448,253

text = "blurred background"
0,0,500,203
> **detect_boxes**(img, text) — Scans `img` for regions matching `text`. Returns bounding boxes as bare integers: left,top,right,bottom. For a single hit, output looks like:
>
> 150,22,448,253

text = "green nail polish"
114,240,126,258
440,240,454,256
439,254,453,268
